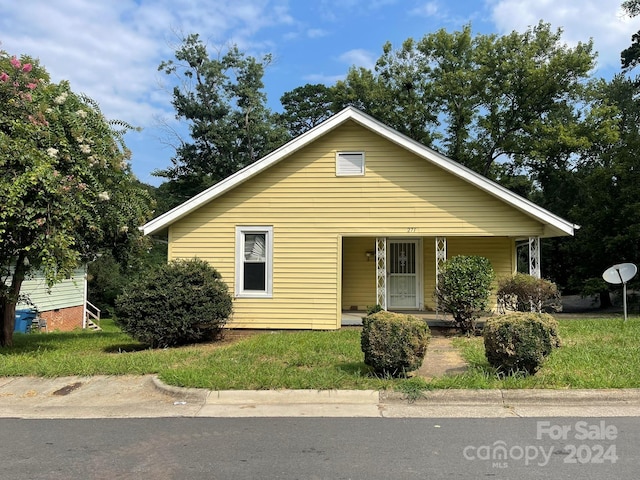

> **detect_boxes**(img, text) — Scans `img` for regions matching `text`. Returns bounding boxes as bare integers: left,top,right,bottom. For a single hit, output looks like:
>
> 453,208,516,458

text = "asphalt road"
3,417,639,479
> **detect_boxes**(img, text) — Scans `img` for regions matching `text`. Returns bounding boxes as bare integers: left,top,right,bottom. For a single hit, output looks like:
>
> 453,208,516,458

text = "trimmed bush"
483,312,560,374
360,311,430,377
497,273,561,313
434,255,495,334
115,258,232,348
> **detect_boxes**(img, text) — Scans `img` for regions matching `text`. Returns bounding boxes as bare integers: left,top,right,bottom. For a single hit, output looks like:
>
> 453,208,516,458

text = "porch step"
86,319,102,331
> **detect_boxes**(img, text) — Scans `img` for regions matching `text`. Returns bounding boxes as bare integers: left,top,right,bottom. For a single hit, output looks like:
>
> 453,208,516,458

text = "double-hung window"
236,226,273,297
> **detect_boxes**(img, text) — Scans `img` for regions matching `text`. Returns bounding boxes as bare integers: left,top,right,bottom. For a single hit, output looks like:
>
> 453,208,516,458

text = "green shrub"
434,255,495,334
483,312,560,374
115,258,232,348
497,273,561,313
360,311,430,377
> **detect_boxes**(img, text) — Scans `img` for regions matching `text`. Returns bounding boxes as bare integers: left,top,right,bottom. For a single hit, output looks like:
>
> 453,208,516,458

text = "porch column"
375,237,387,310
528,236,541,279
435,237,447,318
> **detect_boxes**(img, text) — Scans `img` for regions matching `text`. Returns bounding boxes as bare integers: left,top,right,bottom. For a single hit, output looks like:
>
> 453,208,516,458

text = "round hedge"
483,312,560,374
361,311,430,377
115,258,232,348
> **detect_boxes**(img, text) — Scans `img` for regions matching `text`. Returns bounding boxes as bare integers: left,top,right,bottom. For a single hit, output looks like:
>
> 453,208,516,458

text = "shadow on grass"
103,343,151,353
336,361,375,376
0,331,140,355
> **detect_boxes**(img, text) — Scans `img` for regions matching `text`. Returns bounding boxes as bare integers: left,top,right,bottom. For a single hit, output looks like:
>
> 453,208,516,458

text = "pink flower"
0,72,8,82
22,63,32,73
10,57,21,69
26,83,37,90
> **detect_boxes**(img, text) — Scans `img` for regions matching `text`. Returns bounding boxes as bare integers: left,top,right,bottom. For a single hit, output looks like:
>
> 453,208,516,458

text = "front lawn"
433,316,640,390
1,316,639,391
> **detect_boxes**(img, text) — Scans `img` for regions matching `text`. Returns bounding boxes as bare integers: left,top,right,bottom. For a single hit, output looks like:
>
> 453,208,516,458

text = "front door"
387,239,422,309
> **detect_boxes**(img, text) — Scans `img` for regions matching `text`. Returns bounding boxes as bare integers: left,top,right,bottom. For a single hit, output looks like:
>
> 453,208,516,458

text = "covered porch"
340,235,542,323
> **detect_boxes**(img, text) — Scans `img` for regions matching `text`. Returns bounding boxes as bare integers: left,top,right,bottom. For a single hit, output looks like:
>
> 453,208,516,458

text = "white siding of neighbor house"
16,266,86,312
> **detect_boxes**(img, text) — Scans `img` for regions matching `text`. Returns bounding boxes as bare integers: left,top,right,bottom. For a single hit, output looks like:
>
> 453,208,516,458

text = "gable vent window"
336,152,365,176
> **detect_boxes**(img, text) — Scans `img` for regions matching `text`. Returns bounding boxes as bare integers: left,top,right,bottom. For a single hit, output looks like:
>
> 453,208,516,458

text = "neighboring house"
142,107,577,330
17,266,88,331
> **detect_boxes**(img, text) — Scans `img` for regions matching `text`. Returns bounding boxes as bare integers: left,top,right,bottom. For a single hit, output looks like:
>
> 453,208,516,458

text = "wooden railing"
85,300,101,328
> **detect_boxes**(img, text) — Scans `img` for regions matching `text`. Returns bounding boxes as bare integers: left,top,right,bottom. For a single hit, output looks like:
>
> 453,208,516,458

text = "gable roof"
142,107,578,237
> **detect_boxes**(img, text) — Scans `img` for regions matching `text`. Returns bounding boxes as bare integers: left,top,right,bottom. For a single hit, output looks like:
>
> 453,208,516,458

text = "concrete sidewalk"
2,375,640,419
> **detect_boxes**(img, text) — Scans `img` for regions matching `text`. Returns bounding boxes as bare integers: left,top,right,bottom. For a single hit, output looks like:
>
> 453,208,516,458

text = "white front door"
387,239,422,309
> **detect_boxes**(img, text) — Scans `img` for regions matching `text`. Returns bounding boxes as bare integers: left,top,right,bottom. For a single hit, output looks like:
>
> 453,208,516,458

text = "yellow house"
142,107,577,330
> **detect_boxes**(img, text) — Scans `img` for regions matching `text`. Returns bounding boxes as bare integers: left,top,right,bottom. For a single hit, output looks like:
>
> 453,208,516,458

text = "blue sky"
0,0,635,186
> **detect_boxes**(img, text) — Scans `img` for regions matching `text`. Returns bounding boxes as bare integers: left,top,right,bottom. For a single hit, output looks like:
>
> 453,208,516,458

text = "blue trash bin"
14,309,37,334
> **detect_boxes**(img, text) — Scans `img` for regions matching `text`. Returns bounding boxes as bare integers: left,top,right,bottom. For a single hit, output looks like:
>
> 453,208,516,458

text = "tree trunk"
0,252,27,347
599,290,613,309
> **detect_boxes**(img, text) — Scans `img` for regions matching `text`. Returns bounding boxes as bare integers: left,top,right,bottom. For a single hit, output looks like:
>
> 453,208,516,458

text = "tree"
0,51,153,346
278,83,335,136
157,34,288,205
329,23,613,183
622,0,640,71
333,63,439,147
384,24,608,177
560,75,640,303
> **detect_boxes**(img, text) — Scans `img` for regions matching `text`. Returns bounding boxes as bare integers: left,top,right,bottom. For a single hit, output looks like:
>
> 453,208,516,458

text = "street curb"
150,376,210,403
381,388,640,406
205,389,380,405
501,389,640,405
151,377,381,405
381,390,503,405
151,377,640,407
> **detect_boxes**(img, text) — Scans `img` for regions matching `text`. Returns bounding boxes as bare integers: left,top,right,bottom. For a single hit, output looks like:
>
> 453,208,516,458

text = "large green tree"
330,23,614,182
0,51,153,346
622,0,640,71
278,83,335,137
560,75,640,299
157,34,288,206
334,61,439,147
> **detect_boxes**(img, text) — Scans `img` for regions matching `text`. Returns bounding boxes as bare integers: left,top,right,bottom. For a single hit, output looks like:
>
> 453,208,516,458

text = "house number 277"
407,227,417,233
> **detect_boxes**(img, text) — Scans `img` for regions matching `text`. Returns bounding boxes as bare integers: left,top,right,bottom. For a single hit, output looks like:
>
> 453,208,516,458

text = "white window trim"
235,226,273,298
336,151,365,176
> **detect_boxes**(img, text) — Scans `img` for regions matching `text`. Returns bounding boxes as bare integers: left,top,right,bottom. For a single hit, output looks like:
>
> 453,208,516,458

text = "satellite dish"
602,263,637,322
603,263,637,285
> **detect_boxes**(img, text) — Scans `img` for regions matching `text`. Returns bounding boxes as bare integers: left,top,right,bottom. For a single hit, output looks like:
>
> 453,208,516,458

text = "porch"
341,235,541,320
342,310,443,326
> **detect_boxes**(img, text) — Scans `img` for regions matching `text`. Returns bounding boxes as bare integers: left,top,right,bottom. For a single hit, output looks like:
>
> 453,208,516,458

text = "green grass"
428,316,640,389
1,316,639,391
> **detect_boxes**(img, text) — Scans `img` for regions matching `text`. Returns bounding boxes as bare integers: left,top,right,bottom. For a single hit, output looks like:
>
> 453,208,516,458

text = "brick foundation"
39,305,84,331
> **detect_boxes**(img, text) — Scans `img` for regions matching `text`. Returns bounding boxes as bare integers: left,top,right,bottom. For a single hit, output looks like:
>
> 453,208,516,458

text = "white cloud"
303,73,347,84
338,48,376,70
411,1,440,18
0,0,297,185
0,0,295,128
308,28,329,38
490,0,635,72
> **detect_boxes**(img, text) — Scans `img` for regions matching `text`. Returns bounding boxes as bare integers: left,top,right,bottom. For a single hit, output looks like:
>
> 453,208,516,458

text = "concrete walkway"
2,374,640,419
417,336,468,379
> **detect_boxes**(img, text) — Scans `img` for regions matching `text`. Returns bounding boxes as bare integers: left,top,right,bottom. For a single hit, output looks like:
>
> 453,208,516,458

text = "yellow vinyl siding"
169,121,543,328
342,237,377,310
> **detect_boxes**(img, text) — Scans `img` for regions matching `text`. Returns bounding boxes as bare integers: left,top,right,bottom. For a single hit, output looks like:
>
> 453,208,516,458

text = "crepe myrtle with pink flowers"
0,51,153,347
